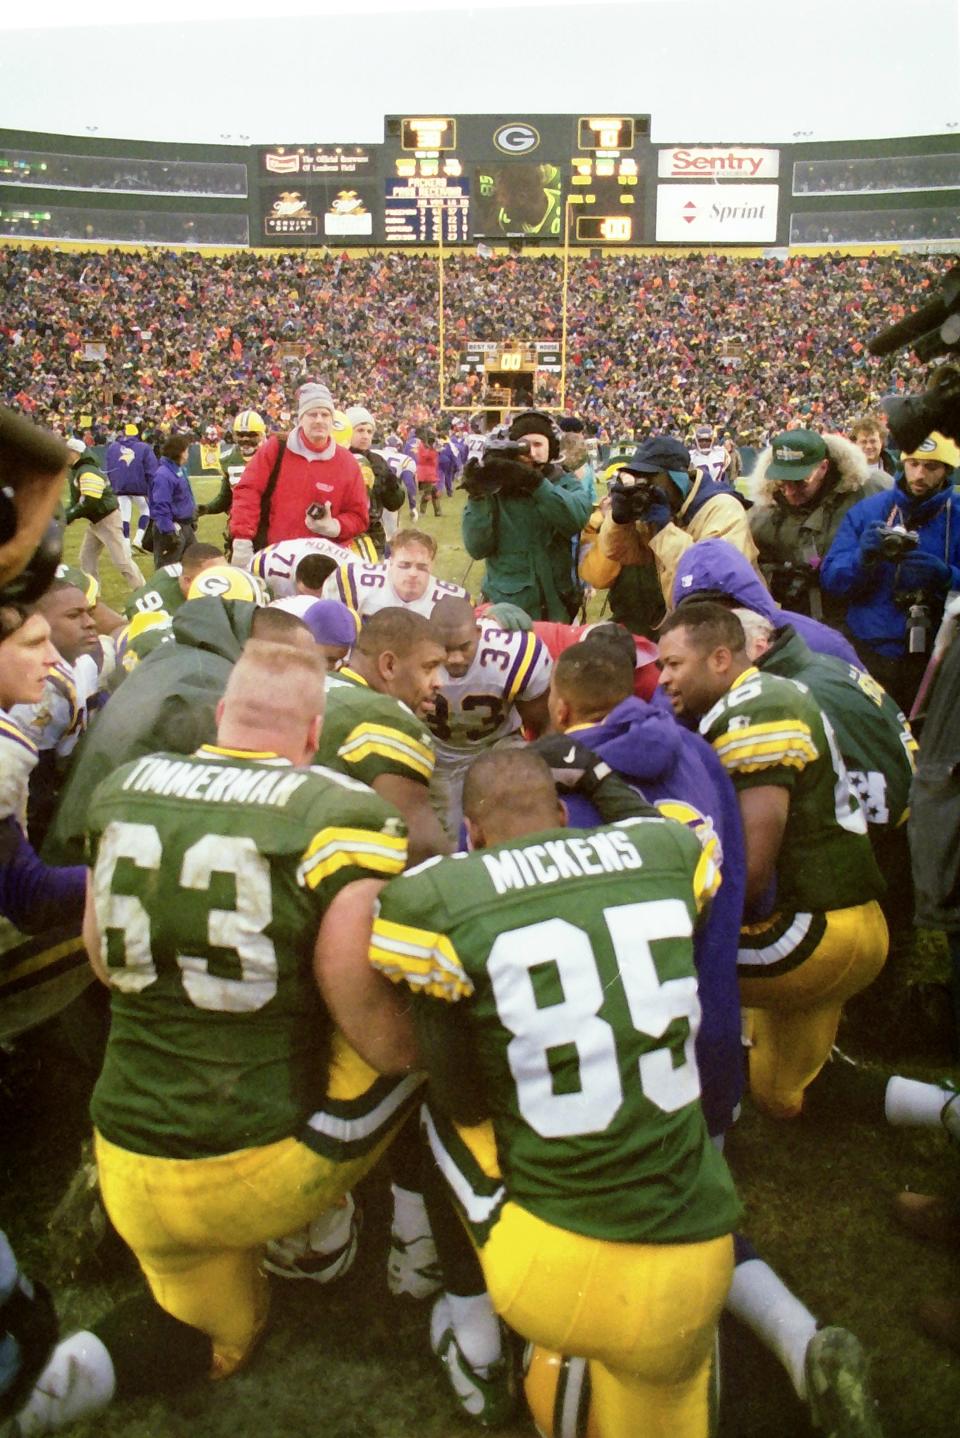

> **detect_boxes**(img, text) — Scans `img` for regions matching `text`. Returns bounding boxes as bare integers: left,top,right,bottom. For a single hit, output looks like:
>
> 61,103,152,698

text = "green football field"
2,480,958,1437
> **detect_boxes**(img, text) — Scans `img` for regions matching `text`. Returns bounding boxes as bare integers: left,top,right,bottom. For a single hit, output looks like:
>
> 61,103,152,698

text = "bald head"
355,605,437,660
462,748,564,848
730,606,775,662
250,605,316,648
216,639,325,763
431,595,475,630
431,595,480,678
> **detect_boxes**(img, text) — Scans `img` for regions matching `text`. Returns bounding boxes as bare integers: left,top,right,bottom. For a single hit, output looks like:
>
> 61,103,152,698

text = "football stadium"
2,4,960,1436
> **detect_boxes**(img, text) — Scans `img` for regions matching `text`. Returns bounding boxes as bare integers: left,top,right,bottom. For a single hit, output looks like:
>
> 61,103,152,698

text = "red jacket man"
229,384,369,565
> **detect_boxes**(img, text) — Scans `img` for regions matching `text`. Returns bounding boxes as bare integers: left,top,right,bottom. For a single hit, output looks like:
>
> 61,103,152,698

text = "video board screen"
472,162,563,239
384,176,469,243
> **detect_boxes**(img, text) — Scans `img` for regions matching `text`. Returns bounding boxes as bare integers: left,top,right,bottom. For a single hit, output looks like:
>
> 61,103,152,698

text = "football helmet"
523,1345,597,1438
114,610,174,674
332,410,353,449
694,425,714,449
203,424,220,444
232,409,267,460
186,564,268,605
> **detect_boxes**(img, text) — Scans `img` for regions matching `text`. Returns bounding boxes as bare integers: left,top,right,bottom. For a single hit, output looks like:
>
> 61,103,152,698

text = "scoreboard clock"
574,212,635,243
400,118,457,152
570,116,642,244
577,117,636,152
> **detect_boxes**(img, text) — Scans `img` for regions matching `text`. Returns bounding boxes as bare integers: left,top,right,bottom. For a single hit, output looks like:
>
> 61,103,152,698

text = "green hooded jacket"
461,464,591,622
45,597,258,865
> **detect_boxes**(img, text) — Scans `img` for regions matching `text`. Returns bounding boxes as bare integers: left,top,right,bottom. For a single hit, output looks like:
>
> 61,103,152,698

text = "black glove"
532,735,659,823
462,455,541,498
155,531,179,563
606,477,661,529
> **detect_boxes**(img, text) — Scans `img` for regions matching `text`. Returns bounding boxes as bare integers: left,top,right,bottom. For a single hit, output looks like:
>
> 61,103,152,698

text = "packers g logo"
493,123,540,155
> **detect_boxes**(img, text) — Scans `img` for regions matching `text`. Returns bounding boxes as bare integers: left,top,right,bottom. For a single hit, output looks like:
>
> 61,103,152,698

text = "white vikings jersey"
429,620,552,760
462,433,487,465
323,561,469,619
10,654,100,763
0,709,38,831
690,444,731,484
252,536,361,599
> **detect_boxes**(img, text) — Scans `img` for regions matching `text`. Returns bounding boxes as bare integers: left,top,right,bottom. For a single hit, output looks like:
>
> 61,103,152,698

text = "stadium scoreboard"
254,114,651,246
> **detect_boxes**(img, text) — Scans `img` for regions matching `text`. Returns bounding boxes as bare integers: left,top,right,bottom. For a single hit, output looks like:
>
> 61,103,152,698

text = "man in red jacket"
229,383,369,568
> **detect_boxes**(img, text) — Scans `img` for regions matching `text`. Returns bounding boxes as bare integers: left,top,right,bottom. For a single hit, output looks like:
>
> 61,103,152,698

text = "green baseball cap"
766,430,827,483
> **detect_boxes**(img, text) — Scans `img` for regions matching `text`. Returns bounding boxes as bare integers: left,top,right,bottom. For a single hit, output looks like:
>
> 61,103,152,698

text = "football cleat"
429,1296,516,1428
804,1326,884,1438
262,1194,360,1285
10,1331,116,1436
387,1230,442,1300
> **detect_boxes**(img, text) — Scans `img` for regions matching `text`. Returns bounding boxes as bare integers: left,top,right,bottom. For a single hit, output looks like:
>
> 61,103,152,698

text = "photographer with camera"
821,431,960,711
460,411,591,623
595,434,758,615
748,429,885,626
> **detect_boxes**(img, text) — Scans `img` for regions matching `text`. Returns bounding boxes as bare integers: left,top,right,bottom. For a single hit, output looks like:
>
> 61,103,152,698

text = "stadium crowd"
1,244,960,1438
0,247,947,444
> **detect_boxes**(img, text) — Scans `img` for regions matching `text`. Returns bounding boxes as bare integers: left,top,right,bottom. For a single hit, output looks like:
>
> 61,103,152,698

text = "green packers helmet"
55,563,100,609
114,610,174,675
232,409,266,437
232,409,267,459
186,565,269,605
523,1345,597,1438
332,410,353,448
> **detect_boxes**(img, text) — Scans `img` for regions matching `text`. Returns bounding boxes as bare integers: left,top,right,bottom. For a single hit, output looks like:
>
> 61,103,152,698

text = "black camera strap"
252,434,287,551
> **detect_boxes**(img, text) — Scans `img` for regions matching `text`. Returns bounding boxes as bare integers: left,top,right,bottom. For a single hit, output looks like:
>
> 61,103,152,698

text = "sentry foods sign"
658,147,780,180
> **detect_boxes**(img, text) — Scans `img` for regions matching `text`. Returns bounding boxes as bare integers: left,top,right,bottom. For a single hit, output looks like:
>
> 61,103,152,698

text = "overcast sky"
0,0,957,147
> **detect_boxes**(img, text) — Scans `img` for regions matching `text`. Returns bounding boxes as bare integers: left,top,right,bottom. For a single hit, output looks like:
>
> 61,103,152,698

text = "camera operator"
460,411,591,622
748,429,885,626
596,434,758,614
821,431,960,711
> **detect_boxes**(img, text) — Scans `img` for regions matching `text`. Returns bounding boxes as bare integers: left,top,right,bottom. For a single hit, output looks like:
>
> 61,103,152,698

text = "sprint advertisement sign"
656,184,779,242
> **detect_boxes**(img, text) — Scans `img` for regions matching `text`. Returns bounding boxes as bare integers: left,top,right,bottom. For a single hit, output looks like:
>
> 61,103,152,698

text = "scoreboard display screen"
472,162,563,239
256,115,653,245
384,177,469,243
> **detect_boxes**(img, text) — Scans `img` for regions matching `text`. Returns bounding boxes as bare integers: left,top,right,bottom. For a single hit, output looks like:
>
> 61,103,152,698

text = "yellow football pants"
95,1038,407,1377
459,1121,733,1438
739,899,888,1119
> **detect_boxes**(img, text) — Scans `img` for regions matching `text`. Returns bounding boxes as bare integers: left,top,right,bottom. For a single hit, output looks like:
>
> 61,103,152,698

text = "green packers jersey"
759,628,917,830
86,745,407,1158
316,669,435,788
701,666,883,913
124,565,185,621
370,816,741,1245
